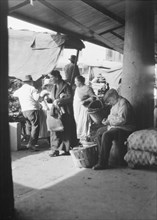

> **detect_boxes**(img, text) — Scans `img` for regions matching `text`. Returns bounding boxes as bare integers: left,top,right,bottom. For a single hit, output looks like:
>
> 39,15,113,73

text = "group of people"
13,54,136,170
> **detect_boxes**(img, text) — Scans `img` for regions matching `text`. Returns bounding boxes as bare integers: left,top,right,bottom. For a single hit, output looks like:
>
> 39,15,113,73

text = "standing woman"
48,70,78,157
73,75,96,142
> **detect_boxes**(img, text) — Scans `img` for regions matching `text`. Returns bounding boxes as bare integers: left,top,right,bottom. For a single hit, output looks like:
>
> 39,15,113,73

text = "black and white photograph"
0,1,157,220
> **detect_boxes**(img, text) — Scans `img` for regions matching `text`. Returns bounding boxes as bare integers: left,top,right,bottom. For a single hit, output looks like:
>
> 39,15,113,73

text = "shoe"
60,151,70,156
29,145,40,152
26,143,31,149
92,163,106,170
49,151,59,157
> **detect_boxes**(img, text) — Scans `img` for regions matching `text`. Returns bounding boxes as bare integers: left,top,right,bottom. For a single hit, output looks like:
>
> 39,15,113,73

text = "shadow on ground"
12,151,157,220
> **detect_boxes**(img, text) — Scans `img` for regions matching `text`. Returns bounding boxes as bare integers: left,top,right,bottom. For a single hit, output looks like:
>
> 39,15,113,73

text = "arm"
82,87,96,105
32,88,40,101
56,85,73,106
108,102,128,126
13,89,19,97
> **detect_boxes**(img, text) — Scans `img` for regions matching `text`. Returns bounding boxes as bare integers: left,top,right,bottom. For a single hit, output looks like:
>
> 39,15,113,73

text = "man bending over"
93,89,136,170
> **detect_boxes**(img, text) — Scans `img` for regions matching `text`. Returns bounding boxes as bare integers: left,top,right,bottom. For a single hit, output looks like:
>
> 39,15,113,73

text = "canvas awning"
9,29,85,80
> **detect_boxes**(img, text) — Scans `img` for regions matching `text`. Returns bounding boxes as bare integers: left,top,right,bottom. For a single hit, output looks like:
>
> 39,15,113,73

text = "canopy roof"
8,0,157,57
9,29,85,80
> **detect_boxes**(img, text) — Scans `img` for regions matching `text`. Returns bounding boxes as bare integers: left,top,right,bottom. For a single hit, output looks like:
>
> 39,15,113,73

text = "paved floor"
11,139,157,220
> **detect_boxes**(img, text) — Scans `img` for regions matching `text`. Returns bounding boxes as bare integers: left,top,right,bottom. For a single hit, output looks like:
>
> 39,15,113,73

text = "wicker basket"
70,143,98,168
88,100,104,124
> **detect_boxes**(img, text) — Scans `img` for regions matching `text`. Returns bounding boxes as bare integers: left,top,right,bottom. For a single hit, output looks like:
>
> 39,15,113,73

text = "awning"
9,29,85,80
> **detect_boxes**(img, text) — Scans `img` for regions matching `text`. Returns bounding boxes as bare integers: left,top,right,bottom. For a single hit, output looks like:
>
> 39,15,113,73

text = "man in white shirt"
13,75,41,151
93,89,136,170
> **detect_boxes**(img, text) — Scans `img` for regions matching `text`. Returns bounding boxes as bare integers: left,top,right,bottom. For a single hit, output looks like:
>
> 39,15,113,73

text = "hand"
40,90,49,98
102,118,109,126
102,118,106,123
53,99,59,106
39,104,43,110
82,100,86,105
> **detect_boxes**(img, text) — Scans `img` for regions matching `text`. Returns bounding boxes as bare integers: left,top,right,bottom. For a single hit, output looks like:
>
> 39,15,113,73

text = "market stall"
8,29,85,148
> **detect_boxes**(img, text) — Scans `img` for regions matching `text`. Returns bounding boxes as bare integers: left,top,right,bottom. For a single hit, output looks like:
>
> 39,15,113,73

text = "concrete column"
0,1,15,219
121,0,155,129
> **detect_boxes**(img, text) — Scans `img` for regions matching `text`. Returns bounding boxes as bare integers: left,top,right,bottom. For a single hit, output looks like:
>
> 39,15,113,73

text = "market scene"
1,1,157,220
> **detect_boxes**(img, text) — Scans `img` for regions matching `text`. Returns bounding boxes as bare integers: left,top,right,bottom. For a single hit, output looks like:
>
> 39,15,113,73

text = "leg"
99,129,119,166
23,116,32,137
49,130,62,156
22,110,40,151
62,113,78,151
93,128,119,170
28,110,40,146
95,126,108,154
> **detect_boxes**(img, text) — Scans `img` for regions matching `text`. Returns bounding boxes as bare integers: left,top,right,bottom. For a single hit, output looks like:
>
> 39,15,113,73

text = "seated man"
93,89,136,170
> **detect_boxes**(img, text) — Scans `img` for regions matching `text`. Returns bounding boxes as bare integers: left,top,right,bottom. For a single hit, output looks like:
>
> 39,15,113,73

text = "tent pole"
70,49,80,85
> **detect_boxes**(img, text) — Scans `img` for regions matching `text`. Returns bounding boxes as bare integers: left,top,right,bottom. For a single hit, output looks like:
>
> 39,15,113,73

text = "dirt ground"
11,138,157,220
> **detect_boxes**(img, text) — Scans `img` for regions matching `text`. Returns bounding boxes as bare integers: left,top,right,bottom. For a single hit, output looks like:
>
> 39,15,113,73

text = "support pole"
0,1,15,219
121,0,155,129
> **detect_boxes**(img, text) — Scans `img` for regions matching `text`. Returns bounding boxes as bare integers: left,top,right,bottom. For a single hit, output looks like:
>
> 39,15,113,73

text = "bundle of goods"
124,129,157,168
70,141,98,168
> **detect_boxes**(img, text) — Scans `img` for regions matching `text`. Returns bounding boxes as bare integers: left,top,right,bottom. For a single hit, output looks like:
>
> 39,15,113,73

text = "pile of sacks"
124,129,157,168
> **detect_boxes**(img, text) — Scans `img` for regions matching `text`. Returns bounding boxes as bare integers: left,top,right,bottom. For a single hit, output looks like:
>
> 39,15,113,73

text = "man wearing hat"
13,75,41,151
64,55,80,87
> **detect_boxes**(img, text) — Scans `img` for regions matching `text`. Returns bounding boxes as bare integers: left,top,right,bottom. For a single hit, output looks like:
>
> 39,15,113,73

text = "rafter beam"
81,0,125,25
111,31,124,41
99,25,124,35
37,0,123,53
9,0,30,14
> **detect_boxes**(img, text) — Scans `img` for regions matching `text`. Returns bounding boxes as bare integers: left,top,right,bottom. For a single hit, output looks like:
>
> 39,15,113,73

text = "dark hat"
69,55,76,62
49,70,62,80
23,75,33,82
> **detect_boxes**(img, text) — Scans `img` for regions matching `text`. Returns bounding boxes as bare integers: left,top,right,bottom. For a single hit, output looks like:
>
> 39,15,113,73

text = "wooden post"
121,0,155,129
0,1,15,219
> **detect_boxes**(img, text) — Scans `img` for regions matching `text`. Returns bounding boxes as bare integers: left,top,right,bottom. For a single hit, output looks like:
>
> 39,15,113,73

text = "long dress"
73,85,95,141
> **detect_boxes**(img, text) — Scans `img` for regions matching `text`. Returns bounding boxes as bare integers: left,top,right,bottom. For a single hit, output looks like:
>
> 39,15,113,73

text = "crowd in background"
12,55,138,170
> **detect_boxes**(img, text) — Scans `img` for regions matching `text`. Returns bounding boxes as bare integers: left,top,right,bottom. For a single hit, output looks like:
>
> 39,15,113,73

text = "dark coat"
50,80,78,150
50,80,74,116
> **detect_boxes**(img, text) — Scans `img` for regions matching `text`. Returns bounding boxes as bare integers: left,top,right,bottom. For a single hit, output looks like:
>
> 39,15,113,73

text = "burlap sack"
126,129,157,153
124,149,157,166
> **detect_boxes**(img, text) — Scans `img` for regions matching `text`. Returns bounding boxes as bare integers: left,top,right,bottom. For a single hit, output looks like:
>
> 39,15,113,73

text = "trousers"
23,110,40,146
96,127,131,166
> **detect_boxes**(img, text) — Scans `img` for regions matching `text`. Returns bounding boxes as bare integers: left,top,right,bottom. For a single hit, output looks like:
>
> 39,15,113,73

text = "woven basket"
70,143,98,168
88,100,104,124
